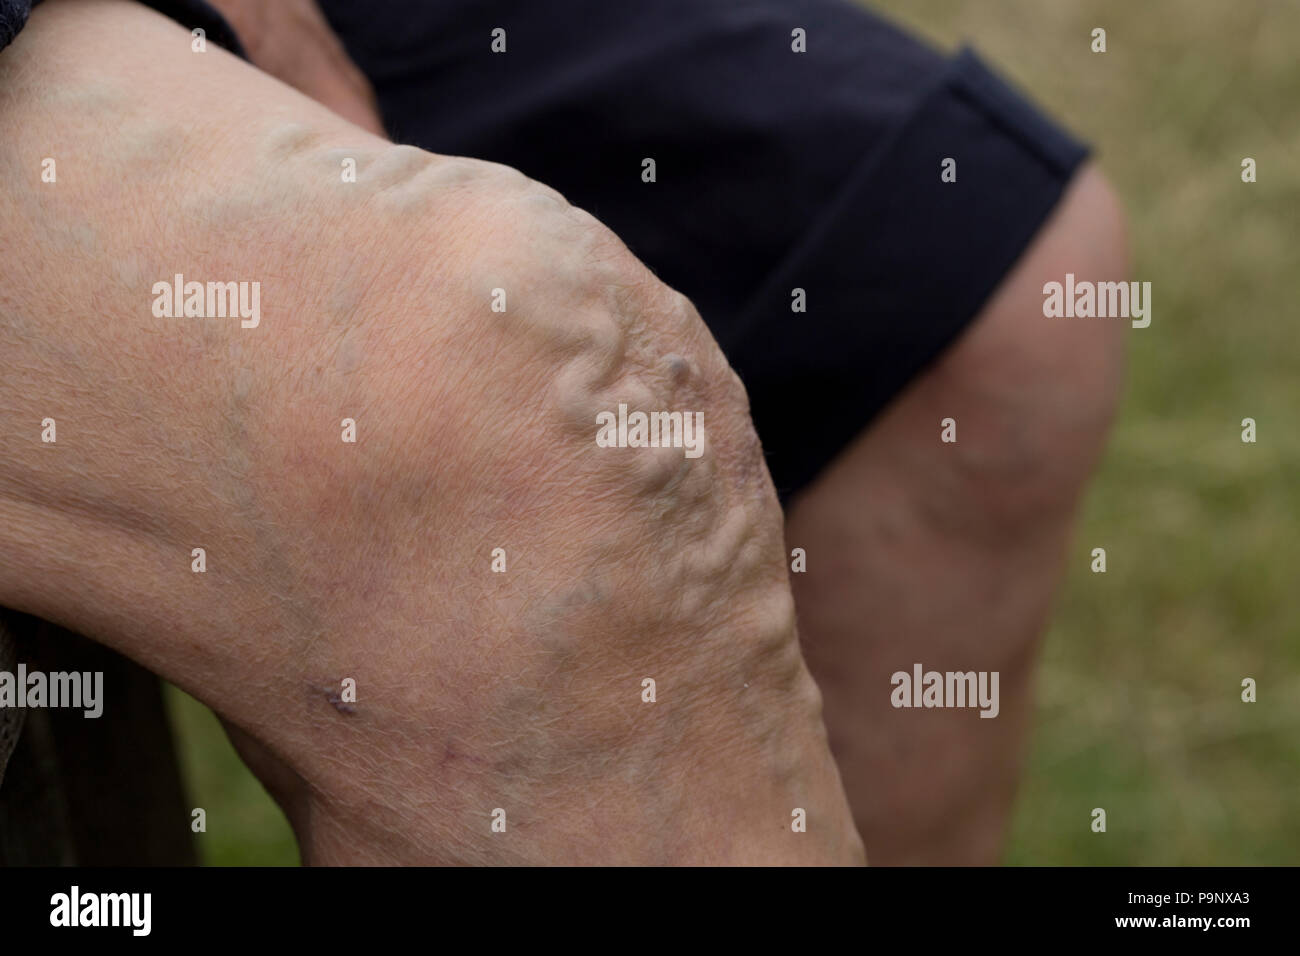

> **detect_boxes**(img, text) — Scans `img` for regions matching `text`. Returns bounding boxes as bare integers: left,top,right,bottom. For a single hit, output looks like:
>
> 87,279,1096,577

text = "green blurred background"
166,0,1300,865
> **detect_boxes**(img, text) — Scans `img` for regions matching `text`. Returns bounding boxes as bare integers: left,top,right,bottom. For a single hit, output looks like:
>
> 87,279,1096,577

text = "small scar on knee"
313,682,357,716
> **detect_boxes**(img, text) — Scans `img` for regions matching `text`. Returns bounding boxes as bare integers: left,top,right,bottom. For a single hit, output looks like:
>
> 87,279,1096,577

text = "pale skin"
1,0,1127,864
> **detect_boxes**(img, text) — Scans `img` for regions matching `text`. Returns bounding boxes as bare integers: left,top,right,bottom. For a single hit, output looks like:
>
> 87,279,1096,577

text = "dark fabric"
0,0,30,52
317,0,1090,497
0,0,242,57
727,46,1090,494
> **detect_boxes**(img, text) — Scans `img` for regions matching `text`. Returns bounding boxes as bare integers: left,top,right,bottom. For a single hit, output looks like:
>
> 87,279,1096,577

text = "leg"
786,164,1128,864
1,0,859,864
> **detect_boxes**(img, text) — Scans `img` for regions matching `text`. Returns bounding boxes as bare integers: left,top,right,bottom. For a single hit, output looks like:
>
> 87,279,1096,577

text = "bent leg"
786,165,1127,864
0,0,859,864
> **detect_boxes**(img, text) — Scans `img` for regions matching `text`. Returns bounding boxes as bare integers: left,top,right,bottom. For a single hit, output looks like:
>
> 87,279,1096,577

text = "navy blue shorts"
12,0,1091,499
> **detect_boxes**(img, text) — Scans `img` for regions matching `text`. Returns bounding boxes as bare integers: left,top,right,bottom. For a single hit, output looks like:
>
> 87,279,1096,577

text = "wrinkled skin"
0,0,862,864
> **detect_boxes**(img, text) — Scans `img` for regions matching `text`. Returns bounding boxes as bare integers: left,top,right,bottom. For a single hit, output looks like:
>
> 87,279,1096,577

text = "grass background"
165,0,1300,865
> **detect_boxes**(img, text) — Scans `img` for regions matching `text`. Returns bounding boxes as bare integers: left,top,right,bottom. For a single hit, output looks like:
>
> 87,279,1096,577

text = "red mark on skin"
316,683,356,716
439,740,486,768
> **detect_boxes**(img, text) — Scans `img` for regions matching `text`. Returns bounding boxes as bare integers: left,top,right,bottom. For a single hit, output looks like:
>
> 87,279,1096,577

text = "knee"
927,164,1128,531
286,168,861,860
290,148,798,675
